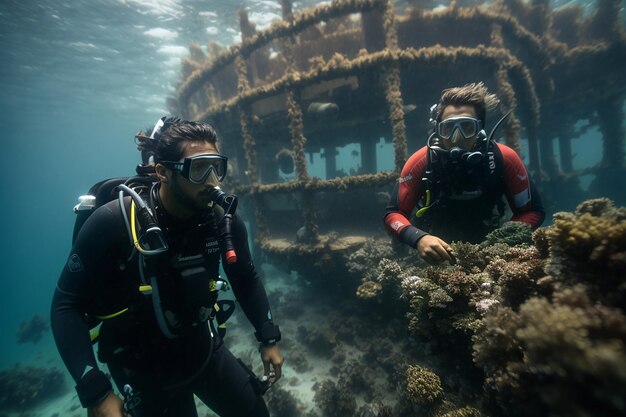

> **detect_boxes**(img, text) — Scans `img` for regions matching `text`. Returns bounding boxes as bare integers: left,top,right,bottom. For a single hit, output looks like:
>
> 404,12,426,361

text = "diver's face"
170,141,221,211
439,105,479,152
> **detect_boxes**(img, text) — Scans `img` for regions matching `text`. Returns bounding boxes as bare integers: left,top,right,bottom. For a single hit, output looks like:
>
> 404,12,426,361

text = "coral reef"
313,379,357,417
266,385,305,417
356,280,383,299
438,406,483,417
296,325,337,357
346,199,626,416
471,198,626,417
337,360,373,397
543,198,626,305
16,314,49,344
473,284,626,417
479,221,534,247
347,238,396,281
404,365,444,407
357,402,393,417
0,365,66,411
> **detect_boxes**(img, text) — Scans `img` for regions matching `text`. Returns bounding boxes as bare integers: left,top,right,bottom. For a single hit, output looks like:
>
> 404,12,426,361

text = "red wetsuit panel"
384,146,429,239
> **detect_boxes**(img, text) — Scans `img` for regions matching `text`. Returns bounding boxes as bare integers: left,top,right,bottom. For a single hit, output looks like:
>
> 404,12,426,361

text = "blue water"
0,0,334,373
0,0,624,414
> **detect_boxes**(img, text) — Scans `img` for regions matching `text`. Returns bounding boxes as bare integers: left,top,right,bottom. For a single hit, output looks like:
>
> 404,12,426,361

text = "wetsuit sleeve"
498,144,545,228
50,200,129,407
222,213,280,345
383,146,430,247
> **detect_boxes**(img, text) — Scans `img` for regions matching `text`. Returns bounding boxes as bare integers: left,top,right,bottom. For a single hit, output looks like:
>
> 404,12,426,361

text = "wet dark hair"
136,118,220,163
436,82,499,124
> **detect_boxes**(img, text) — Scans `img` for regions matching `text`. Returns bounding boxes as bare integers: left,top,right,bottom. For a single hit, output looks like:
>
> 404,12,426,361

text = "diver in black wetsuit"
51,119,283,417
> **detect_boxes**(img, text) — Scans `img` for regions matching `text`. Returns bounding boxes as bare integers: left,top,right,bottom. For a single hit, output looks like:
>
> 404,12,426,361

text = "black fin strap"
75,368,112,408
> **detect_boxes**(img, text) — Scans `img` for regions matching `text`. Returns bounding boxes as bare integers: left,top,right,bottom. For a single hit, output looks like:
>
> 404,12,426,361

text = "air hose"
207,187,239,264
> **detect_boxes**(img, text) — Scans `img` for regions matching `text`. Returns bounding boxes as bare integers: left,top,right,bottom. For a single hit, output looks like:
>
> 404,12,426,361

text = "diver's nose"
450,128,464,147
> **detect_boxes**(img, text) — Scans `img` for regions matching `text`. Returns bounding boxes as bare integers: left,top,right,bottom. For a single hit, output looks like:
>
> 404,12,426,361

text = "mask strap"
150,117,166,140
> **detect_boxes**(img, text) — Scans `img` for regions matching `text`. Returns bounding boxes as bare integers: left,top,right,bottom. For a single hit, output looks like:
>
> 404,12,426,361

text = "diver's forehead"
441,105,477,120
181,141,219,158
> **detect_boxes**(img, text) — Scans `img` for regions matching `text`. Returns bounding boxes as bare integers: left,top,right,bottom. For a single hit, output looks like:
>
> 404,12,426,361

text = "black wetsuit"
51,189,277,417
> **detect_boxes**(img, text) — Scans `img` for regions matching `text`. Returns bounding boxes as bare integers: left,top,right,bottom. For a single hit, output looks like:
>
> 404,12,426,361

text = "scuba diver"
51,118,283,417
384,82,545,264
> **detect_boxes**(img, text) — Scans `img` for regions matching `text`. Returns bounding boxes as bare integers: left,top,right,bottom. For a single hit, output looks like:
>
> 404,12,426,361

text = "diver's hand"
87,391,127,417
416,235,454,265
260,344,284,383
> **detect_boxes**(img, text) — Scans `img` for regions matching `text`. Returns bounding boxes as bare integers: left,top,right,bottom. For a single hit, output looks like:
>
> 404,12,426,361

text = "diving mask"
160,153,228,184
437,116,481,141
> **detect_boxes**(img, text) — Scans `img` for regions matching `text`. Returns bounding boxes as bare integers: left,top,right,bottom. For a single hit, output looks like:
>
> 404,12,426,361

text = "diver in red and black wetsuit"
51,119,282,417
384,83,544,264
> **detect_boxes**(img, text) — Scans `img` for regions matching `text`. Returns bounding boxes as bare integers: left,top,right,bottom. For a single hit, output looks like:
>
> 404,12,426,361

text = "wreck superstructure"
168,0,626,273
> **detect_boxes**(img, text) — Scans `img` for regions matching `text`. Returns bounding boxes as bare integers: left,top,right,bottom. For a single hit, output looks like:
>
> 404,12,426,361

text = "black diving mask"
437,116,481,140
160,153,228,184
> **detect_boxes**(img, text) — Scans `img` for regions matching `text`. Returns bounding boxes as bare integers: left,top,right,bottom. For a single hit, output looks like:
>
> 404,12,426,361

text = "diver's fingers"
433,243,452,262
263,358,271,377
423,245,452,264
272,363,282,381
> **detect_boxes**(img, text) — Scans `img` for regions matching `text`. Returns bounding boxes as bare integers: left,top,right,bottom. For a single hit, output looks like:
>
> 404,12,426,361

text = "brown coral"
405,365,444,407
356,280,383,299
544,198,626,306
473,284,626,417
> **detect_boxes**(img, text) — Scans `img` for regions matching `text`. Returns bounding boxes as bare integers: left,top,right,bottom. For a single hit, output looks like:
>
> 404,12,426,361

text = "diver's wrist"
75,368,113,408
255,323,281,346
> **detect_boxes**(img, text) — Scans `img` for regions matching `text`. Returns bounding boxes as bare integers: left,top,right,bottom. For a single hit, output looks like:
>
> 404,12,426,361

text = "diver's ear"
155,163,170,183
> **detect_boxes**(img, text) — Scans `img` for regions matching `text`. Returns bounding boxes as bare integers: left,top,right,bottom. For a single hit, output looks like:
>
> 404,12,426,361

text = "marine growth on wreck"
160,0,626,416
169,0,626,264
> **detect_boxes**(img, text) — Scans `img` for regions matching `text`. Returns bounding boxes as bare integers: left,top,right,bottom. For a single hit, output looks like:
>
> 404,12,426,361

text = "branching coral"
485,246,545,307
544,198,626,306
347,238,396,280
473,284,626,417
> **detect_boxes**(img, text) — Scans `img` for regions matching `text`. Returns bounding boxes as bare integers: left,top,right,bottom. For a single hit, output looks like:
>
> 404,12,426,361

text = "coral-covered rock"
544,198,626,306
338,360,372,395
0,365,66,411
356,402,392,417
313,379,357,417
297,325,337,357
480,221,534,247
473,284,626,417
486,250,545,307
346,238,395,281
439,406,484,417
356,280,383,299
288,349,311,373
404,365,444,407
265,385,304,417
